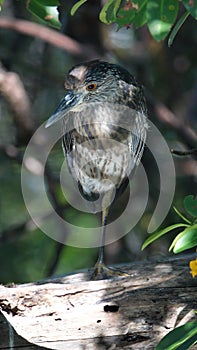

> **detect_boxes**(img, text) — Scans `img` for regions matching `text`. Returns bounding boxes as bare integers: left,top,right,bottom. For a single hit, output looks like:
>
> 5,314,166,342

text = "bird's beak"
45,91,81,128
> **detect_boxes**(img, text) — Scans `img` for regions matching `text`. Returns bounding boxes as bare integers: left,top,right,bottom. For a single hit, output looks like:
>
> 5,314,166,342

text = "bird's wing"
130,110,148,166
61,115,75,156
62,130,73,155
61,117,76,179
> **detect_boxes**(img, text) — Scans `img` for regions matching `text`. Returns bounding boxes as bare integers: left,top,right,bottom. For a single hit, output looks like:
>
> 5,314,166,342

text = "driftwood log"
0,255,197,350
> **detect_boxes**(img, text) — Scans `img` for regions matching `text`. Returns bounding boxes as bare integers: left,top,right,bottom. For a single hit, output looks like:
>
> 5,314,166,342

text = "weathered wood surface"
0,255,197,350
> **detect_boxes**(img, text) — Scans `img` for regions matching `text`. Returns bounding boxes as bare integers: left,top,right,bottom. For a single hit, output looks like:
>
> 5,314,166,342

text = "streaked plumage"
46,60,148,279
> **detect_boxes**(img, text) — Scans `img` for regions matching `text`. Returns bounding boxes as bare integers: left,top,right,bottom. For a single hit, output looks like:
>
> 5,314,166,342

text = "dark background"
0,0,196,284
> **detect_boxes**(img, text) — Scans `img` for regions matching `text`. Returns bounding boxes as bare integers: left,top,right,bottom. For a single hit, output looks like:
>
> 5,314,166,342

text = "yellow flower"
190,258,197,278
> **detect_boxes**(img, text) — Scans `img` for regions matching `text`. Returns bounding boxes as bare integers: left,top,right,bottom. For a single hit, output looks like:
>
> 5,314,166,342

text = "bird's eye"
86,83,97,91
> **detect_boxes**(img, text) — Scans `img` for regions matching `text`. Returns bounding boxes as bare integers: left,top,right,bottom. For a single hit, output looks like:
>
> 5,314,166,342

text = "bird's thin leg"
91,206,129,280
96,206,109,266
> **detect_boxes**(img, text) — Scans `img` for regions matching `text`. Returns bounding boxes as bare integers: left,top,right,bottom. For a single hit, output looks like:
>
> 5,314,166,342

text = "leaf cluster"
71,0,197,44
143,195,197,350
1,1,196,44
142,195,197,254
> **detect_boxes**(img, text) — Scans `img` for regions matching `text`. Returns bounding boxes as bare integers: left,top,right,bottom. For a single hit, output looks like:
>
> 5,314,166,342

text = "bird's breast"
63,102,146,197
67,124,134,196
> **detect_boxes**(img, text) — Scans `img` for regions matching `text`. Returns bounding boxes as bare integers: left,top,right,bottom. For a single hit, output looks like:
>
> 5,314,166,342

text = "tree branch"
154,101,197,150
171,148,197,157
0,256,196,349
0,18,97,58
0,62,34,138
145,89,197,150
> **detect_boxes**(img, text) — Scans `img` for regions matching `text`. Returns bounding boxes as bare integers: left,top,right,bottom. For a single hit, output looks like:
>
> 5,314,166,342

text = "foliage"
156,321,197,350
0,1,196,348
0,0,196,44
25,0,61,28
142,195,197,254
70,0,197,44
0,0,3,11
142,195,197,350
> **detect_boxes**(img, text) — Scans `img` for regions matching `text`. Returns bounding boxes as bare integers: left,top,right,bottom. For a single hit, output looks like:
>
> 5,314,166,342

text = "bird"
46,60,148,279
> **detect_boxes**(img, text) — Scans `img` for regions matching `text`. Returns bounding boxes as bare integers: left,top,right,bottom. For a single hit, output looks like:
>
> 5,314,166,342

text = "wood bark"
0,255,197,349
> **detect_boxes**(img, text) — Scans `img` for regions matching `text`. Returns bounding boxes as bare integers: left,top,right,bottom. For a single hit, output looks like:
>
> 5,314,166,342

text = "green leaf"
156,321,197,350
70,0,88,16
0,0,4,11
27,0,61,29
99,0,121,24
170,224,197,253
146,0,178,41
141,223,189,250
36,0,59,5
173,206,192,224
132,0,147,28
117,0,147,29
182,0,197,20
177,334,197,350
168,11,190,47
184,195,197,218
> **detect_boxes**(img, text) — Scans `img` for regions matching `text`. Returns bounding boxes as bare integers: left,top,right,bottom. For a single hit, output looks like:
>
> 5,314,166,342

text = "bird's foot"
90,262,129,280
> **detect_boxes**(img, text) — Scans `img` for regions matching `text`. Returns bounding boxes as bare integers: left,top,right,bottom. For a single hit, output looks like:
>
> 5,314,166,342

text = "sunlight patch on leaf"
169,224,197,253
147,0,178,41
0,0,4,11
141,223,189,250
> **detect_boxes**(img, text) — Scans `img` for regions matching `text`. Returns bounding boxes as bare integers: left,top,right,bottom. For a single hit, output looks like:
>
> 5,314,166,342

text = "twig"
154,101,197,150
146,90,197,150
171,148,197,157
0,18,97,58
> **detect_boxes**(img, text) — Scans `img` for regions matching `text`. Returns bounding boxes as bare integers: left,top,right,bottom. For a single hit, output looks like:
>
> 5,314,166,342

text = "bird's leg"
91,206,129,280
96,206,109,264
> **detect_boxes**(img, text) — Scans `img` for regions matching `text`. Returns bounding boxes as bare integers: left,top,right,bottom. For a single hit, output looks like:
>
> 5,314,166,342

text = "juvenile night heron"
46,60,148,279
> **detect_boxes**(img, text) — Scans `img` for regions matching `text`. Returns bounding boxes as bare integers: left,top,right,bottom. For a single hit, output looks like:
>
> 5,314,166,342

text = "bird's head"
46,60,142,128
